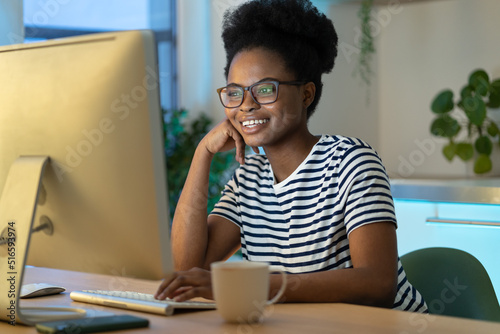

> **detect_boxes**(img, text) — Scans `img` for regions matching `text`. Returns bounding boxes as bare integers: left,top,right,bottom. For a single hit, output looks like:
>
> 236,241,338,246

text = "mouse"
20,283,66,298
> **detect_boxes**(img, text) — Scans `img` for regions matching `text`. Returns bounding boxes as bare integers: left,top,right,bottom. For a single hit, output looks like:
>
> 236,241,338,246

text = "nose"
239,90,259,112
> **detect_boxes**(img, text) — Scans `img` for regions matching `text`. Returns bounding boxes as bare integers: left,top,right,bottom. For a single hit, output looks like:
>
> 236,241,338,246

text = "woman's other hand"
201,118,258,165
154,267,213,302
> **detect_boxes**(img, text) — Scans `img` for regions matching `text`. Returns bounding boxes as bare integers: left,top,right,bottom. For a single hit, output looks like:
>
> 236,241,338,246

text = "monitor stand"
0,156,85,326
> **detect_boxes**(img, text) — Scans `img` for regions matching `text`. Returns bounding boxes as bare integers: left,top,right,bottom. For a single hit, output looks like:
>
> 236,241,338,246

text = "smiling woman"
155,0,428,314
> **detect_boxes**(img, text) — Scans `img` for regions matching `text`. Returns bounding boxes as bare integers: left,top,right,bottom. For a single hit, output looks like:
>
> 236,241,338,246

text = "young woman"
155,0,427,312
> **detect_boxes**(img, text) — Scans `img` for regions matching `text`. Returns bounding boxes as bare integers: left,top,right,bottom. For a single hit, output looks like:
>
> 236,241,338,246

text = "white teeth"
242,119,269,127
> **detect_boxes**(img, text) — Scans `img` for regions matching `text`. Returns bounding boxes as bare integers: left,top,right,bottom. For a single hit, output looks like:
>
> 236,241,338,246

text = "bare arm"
159,221,398,306
171,119,244,271
269,222,398,308
156,119,252,301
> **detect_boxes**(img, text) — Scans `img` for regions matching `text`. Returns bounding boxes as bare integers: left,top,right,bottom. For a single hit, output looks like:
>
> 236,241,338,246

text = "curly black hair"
221,0,338,118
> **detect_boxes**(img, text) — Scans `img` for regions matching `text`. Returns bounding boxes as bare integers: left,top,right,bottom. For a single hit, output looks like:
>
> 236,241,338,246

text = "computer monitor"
0,30,173,300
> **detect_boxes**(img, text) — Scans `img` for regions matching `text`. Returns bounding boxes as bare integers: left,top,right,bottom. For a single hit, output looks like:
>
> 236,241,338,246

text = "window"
23,0,177,110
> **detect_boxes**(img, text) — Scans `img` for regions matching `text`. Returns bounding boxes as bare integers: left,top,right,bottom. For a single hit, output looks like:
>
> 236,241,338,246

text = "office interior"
1,0,500,327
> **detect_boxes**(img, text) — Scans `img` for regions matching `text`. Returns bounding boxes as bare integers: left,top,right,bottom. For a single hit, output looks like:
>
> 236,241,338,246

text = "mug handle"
266,266,287,305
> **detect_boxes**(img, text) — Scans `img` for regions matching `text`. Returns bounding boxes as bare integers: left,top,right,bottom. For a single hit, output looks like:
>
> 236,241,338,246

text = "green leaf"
462,95,486,126
442,142,456,161
487,121,499,137
475,135,493,155
469,69,490,97
488,79,500,108
456,142,474,161
460,85,474,99
430,115,461,138
474,154,492,174
431,90,454,114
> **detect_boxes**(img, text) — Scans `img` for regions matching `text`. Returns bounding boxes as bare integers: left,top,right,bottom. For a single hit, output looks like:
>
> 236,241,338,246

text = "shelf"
390,178,500,205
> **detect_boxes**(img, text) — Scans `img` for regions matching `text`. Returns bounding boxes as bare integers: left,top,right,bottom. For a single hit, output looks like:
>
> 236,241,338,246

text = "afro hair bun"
222,0,338,75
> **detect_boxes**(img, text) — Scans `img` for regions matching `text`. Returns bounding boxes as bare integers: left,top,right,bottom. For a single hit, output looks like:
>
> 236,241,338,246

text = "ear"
303,82,316,109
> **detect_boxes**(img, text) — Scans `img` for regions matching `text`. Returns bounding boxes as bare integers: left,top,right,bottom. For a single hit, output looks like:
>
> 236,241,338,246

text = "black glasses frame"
216,80,306,108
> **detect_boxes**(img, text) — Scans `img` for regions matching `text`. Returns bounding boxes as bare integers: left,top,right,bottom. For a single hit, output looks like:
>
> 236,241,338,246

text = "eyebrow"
226,77,279,87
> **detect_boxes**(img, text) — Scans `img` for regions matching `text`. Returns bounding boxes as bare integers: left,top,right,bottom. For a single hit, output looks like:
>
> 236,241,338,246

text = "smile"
242,119,269,128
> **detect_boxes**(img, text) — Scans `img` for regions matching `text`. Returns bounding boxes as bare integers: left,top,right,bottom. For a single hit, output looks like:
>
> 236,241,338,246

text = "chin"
242,136,266,148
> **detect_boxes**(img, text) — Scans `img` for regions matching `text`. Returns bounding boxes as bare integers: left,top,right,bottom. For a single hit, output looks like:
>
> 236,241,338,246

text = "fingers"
198,118,263,165
172,285,213,302
232,130,246,165
221,119,248,165
155,268,213,302
155,272,177,299
170,286,192,297
202,119,248,164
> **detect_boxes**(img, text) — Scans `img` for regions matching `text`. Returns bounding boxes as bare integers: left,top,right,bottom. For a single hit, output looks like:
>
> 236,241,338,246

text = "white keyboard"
70,290,216,316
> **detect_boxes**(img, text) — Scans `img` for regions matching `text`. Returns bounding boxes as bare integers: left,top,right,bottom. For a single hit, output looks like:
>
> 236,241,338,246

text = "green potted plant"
430,69,500,174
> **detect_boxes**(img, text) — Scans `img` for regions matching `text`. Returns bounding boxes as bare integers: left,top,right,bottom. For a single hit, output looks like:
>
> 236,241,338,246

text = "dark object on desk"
35,314,149,334
401,247,500,322
20,283,66,298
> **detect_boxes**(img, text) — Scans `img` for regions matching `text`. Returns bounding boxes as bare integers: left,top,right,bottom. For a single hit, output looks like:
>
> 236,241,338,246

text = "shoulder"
318,134,374,152
315,135,388,182
312,135,380,163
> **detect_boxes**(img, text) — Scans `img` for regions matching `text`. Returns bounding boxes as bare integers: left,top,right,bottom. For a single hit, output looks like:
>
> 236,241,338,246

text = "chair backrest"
400,247,500,322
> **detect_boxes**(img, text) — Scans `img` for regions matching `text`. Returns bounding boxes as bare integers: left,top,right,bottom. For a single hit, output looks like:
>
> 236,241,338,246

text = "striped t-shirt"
210,134,427,312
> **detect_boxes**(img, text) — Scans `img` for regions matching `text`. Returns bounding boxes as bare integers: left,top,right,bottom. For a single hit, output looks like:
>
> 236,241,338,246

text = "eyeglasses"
216,80,306,108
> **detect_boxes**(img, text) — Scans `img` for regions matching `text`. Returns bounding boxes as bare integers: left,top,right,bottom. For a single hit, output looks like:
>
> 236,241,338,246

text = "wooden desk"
3,266,500,333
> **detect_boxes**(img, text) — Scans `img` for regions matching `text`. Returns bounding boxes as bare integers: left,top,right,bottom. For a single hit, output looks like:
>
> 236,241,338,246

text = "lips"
241,119,269,128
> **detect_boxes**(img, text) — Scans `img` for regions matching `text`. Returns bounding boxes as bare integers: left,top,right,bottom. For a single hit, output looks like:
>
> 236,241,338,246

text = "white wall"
0,0,23,46
378,0,500,179
310,3,380,149
318,0,500,179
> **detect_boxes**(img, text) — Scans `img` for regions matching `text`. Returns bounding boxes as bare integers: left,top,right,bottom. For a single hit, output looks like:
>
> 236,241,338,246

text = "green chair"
400,247,500,322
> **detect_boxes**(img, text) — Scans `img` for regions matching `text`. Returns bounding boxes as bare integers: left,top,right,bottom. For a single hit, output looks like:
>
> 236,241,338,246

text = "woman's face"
225,48,313,150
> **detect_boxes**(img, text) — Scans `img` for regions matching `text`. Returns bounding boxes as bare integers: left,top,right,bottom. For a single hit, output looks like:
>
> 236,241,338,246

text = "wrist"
193,141,215,163
269,273,288,303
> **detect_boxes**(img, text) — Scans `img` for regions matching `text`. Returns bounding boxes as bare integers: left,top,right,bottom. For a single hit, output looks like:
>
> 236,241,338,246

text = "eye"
226,87,243,99
255,84,275,96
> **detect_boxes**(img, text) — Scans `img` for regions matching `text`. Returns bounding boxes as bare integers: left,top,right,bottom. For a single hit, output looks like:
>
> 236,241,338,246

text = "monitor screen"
0,30,173,281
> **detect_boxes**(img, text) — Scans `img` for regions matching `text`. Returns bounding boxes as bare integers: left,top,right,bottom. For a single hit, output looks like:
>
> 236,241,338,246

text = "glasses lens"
252,82,277,104
220,86,243,107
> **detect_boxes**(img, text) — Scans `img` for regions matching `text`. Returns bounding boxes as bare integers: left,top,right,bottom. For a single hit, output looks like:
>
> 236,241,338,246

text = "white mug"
211,261,287,324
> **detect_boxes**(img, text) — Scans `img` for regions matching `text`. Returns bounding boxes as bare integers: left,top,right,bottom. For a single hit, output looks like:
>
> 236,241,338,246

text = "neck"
264,132,319,184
